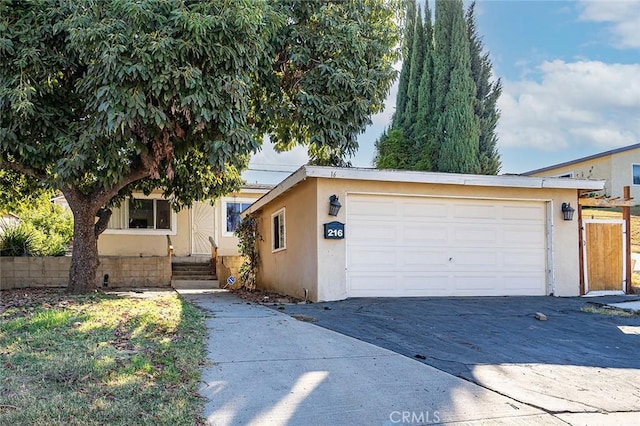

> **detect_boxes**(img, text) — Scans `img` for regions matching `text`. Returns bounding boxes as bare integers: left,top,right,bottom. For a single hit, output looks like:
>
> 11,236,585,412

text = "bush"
1,195,73,257
0,223,34,256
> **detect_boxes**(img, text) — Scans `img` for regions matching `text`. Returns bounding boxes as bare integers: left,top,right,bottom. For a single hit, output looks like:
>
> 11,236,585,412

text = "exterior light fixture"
329,195,342,216
561,202,575,221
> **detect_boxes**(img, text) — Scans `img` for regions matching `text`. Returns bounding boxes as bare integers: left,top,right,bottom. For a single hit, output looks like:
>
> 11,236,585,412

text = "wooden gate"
582,219,626,294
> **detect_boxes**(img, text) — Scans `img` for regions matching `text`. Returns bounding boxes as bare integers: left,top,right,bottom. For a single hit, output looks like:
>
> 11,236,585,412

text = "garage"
346,194,548,297
244,165,605,302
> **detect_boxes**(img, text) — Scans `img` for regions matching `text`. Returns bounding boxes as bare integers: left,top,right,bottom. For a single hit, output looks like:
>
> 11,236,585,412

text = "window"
128,198,171,229
105,197,175,234
225,201,253,234
271,208,286,252
556,172,574,178
633,164,640,185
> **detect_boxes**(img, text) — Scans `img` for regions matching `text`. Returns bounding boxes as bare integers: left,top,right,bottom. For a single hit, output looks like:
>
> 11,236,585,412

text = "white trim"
345,190,553,203
582,219,626,295
271,207,286,253
243,166,605,216
103,196,177,235
547,201,555,296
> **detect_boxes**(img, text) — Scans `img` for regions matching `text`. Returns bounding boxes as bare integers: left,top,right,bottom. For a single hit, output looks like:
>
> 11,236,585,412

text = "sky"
243,0,640,184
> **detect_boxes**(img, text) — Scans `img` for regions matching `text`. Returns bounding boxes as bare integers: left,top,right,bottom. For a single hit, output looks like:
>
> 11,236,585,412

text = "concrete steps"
171,261,218,289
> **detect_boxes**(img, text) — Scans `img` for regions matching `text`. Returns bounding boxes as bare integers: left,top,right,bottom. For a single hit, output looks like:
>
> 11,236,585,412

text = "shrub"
1,195,73,257
235,216,261,290
0,223,34,256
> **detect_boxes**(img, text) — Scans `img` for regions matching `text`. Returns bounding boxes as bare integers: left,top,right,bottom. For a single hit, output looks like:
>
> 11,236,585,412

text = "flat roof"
244,165,605,215
523,143,640,175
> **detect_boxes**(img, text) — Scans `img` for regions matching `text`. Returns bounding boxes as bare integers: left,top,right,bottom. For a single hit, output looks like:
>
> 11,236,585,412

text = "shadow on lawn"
0,290,206,425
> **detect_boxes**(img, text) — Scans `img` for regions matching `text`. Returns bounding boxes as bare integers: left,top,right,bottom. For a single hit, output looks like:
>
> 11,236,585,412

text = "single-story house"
242,166,604,302
98,184,272,259
523,142,640,202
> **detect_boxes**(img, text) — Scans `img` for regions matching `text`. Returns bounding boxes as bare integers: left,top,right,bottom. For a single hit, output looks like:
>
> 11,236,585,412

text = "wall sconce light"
561,202,575,221
329,195,342,216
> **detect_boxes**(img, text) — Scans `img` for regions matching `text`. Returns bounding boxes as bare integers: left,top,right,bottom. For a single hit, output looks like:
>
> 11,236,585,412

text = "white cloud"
497,60,640,152
579,0,640,49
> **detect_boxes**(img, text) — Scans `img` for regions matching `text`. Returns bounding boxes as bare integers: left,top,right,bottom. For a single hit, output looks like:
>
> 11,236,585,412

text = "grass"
582,304,640,317
0,292,206,425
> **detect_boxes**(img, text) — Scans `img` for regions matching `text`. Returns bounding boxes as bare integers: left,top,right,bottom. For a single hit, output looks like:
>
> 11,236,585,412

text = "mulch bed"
230,287,307,305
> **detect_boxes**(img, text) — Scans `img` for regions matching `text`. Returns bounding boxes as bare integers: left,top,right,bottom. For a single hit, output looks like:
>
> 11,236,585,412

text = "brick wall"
0,256,172,290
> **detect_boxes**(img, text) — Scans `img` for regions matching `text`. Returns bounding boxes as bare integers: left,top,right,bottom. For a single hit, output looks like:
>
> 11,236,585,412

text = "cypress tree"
374,128,411,169
393,0,417,128
401,4,425,140
375,0,497,174
435,0,480,174
467,2,502,175
413,1,435,170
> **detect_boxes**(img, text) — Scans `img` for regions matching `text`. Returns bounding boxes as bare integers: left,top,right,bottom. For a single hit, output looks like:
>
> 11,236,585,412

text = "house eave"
522,142,640,175
242,166,605,217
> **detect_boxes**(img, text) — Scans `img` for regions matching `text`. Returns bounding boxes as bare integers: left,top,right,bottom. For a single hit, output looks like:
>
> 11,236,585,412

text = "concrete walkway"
177,290,567,426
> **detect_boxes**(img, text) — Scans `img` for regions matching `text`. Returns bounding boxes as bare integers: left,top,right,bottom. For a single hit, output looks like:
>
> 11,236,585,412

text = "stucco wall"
254,179,319,300
253,177,583,301
0,256,171,289
98,190,265,258
530,149,640,202
611,150,640,201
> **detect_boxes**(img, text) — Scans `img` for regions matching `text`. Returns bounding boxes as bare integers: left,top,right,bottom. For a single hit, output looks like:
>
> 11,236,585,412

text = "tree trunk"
67,208,100,294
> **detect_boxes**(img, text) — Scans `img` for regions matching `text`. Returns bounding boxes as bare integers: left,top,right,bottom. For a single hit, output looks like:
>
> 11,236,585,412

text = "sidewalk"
178,290,562,426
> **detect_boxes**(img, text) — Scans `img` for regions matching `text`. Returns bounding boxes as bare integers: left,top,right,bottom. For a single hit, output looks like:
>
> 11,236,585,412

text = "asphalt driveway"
280,296,640,416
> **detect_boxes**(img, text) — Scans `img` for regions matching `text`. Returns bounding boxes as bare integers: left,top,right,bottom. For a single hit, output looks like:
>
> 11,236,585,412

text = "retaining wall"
0,256,172,290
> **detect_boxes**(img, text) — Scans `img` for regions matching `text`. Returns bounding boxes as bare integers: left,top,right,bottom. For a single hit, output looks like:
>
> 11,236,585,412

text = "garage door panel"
454,227,499,244
454,251,497,267
403,201,448,218
453,203,498,220
503,250,546,268
349,199,396,217
502,275,547,295
402,250,449,267
401,225,448,243
503,225,545,244
350,222,397,243
503,204,545,221
347,195,547,297
453,275,496,294
349,249,394,269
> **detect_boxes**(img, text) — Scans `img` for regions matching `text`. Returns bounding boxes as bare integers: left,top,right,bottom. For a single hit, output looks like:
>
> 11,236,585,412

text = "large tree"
466,2,502,175
375,0,499,174
434,0,479,174
392,0,417,131
0,0,399,293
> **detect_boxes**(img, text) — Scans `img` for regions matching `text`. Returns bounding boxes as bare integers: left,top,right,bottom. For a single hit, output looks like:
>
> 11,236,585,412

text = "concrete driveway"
281,296,640,421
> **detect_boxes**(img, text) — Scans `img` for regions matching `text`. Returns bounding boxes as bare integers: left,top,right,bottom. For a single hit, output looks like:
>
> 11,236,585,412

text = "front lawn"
0,289,206,425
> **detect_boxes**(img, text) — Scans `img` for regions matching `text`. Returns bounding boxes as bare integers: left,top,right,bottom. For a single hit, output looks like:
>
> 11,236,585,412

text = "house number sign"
323,221,345,239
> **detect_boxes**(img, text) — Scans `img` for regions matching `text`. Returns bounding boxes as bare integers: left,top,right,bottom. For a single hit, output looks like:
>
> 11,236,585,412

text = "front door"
191,201,215,255
583,219,626,294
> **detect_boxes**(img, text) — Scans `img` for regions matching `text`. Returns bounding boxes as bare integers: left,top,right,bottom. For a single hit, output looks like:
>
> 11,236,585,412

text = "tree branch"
0,160,48,181
90,156,153,209
94,208,112,237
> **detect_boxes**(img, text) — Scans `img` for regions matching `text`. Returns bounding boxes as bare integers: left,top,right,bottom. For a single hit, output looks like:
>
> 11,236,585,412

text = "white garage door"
346,195,548,297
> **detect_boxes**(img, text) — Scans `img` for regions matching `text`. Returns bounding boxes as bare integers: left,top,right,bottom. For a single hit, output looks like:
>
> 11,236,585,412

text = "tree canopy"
0,0,399,293
374,0,501,174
